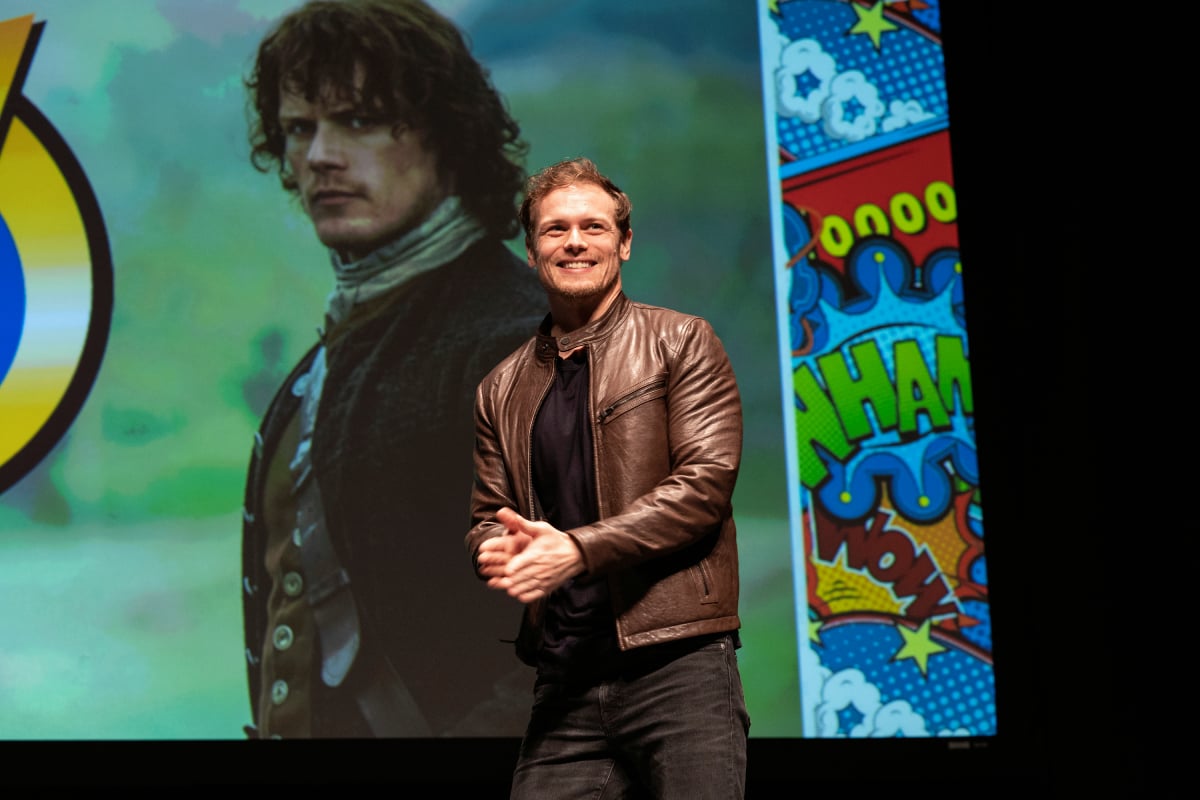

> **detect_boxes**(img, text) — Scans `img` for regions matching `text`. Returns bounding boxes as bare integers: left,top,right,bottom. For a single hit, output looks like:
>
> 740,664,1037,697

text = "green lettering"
853,203,890,237
793,363,853,488
894,340,950,435
817,342,897,442
935,335,973,415
820,214,854,259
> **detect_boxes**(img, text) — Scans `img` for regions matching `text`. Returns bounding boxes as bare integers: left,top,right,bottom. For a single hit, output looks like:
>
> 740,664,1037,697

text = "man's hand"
478,507,584,604
474,524,531,580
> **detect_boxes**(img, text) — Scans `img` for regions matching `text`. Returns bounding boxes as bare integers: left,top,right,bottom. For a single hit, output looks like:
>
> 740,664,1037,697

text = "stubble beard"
540,266,619,304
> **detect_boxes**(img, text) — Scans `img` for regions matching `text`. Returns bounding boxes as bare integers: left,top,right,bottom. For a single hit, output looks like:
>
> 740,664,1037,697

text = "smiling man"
239,0,543,738
468,157,750,798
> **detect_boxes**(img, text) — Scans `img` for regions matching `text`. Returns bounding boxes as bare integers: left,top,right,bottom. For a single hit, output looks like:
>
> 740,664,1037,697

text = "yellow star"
848,1,899,51
768,0,781,14
892,618,947,676
809,617,824,645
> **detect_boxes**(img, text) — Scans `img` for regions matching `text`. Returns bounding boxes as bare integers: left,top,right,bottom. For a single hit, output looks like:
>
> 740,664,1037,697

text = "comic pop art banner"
758,0,995,738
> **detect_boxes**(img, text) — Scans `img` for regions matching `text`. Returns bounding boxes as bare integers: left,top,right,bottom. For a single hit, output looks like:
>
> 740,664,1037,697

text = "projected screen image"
0,0,992,742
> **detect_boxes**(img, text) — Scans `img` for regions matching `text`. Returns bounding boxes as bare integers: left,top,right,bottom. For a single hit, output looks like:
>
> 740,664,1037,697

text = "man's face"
526,183,632,318
279,82,449,262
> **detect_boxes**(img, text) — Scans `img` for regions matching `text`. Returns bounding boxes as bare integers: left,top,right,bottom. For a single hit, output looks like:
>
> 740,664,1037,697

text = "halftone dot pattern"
836,702,865,732
912,0,942,35
970,554,988,584
774,0,948,163
960,598,992,652
820,619,996,735
837,242,956,367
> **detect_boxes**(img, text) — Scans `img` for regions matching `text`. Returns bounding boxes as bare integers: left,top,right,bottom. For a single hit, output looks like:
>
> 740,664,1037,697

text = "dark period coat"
242,239,545,736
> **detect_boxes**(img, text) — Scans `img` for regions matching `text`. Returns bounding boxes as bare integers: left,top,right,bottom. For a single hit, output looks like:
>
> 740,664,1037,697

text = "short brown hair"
246,0,527,239
519,157,632,250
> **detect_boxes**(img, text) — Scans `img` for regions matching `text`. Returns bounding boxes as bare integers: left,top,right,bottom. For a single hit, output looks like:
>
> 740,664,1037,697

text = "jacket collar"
534,292,632,361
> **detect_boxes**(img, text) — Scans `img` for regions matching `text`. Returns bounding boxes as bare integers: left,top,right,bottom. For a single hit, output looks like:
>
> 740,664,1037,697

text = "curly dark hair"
246,0,527,239
519,157,632,251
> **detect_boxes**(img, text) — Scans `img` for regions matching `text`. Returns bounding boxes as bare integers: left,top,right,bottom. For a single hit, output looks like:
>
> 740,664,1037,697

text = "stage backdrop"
0,0,993,741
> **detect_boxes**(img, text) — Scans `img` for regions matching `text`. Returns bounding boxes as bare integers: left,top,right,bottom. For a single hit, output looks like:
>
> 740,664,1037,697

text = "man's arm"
568,316,743,576
467,365,588,603
465,374,522,568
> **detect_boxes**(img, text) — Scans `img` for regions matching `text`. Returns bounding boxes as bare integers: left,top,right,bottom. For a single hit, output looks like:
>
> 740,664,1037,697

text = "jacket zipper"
596,378,668,424
587,348,603,518
694,561,714,601
525,363,557,522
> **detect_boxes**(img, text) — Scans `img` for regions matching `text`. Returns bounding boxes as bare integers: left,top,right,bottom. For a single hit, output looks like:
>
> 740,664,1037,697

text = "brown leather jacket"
467,292,742,658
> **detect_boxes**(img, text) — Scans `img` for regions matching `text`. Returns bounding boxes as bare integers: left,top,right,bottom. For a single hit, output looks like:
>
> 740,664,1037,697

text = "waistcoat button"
272,625,295,651
282,571,304,597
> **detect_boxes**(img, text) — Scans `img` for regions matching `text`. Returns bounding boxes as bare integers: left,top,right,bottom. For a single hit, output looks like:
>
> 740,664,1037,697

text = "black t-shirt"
531,349,617,682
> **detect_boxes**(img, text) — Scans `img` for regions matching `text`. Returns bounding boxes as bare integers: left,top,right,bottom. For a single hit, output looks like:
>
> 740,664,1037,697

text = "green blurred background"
0,0,797,739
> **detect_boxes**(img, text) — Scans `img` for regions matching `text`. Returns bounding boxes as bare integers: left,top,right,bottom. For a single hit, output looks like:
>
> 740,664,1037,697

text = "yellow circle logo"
0,15,112,494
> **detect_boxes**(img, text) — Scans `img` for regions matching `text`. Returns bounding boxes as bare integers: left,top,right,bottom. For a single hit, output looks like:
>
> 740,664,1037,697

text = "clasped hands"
475,507,584,604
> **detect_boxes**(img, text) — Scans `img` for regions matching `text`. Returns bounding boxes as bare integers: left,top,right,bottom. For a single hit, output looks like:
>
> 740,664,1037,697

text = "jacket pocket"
689,560,719,605
597,374,668,425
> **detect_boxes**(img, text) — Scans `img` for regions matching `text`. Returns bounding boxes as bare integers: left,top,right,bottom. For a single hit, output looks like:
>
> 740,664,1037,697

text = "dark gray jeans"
509,633,750,799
